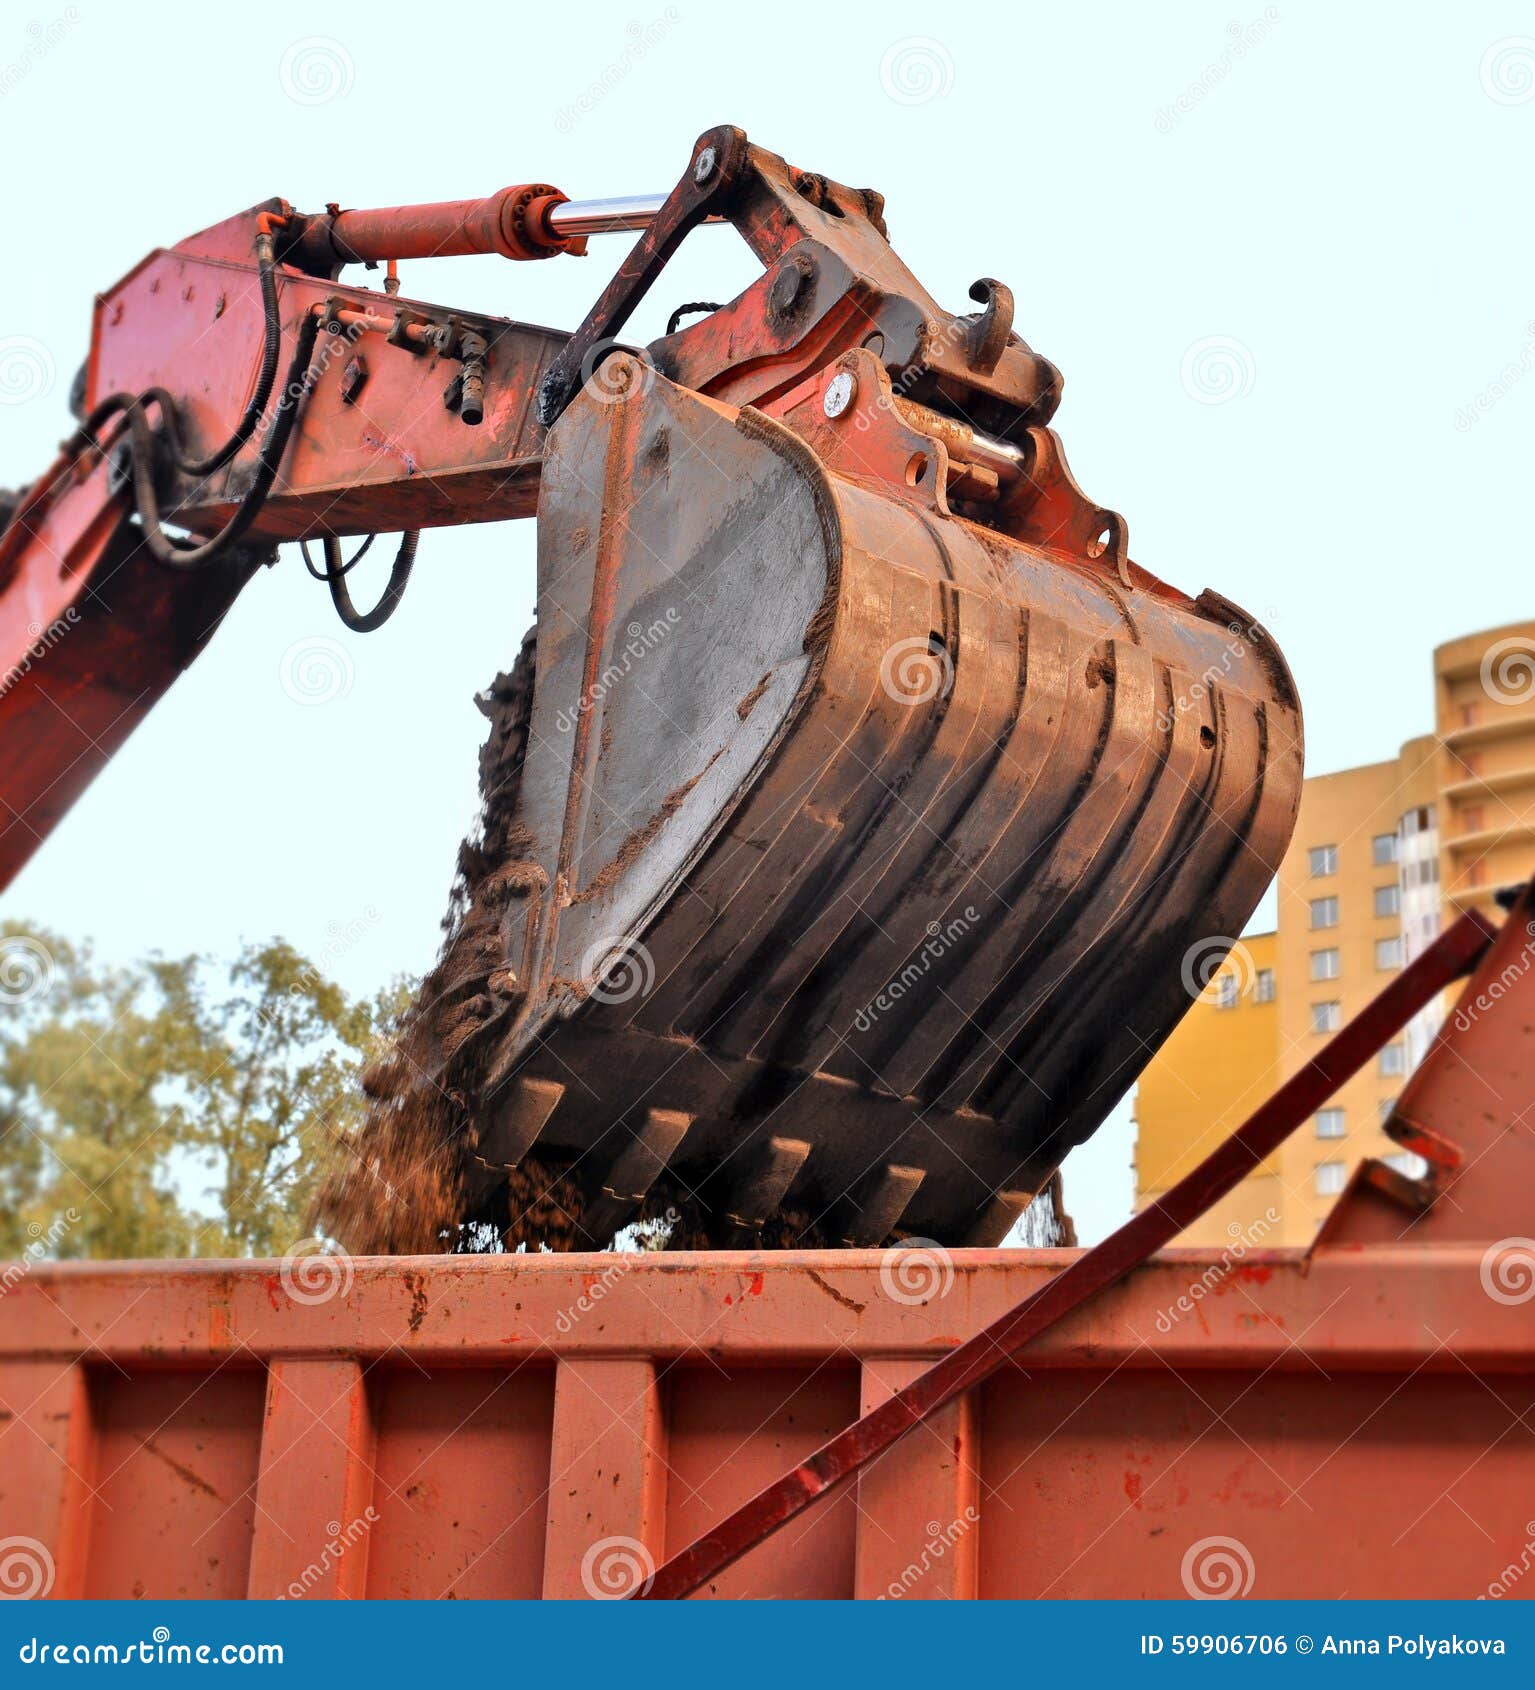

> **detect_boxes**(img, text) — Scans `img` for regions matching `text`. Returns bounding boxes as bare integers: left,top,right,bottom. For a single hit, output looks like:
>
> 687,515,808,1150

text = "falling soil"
313,623,1074,1257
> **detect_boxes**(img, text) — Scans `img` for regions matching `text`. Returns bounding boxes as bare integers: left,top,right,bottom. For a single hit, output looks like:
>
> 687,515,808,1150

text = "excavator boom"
0,127,1303,1248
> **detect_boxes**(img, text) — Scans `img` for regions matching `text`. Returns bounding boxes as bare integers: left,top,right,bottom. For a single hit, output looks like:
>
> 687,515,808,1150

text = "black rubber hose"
299,532,375,580
325,531,418,632
121,310,322,571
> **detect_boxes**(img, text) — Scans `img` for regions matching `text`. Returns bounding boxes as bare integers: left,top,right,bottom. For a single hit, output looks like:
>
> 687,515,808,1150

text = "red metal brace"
637,902,1501,1599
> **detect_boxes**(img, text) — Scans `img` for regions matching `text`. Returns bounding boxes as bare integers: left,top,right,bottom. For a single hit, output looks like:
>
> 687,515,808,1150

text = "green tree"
0,922,404,1261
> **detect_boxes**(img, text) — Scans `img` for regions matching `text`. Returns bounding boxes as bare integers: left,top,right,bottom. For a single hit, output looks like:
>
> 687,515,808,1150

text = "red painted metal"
4,900,1527,1601
639,906,1499,1598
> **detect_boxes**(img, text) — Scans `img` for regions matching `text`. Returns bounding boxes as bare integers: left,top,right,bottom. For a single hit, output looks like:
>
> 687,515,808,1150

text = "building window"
1375,936,1403,970
1254,968,1275,1004
1462,805,1486,834
1379,1097,1397,1123
1310,948,1341,982
1315,1108,1346,1139
1311,1001,1342,1034
1309,844,1338,876
1384,1150,1429,1181
1372,832,1398,867
1380,1043,1407,1077
1374,883,1400,918
1213,971,1239,1010
1315,1161,1347,1196
1309,896,1340,929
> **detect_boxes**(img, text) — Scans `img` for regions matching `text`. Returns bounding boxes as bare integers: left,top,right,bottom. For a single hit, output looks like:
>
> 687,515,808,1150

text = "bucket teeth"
464,1077,565,1204
722,1136,812,1245
963,1190,1034,1248
839,1163,924,1247
577,1107,694,1246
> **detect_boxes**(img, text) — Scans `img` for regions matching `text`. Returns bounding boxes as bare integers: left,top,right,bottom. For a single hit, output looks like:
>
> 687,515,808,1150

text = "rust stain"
142,1437,224,1503
805,1269,866,1314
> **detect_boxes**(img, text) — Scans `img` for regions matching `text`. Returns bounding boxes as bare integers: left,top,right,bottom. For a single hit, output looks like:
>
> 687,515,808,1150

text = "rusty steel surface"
1,125,1302,1245
638,904,1499,1596
2,1241,1533,1601
4,898,1532,1601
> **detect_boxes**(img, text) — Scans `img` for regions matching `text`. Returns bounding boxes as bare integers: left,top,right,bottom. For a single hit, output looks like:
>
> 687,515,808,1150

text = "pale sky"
1,1,1531,1243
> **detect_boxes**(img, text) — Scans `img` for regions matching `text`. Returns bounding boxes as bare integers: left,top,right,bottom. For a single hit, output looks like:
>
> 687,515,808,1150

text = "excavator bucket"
0,125,1301,1252
347,352,1301,1251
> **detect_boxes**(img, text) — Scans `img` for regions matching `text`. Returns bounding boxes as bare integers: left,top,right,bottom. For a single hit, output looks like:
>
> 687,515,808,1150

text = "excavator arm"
0,126,1304,1250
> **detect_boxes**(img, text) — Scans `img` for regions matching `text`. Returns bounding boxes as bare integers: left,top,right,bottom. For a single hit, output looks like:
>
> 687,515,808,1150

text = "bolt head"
823,370,856,419
693,146,718,186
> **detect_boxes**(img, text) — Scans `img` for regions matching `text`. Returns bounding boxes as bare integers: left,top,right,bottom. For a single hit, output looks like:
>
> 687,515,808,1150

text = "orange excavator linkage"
0,126,1303,1249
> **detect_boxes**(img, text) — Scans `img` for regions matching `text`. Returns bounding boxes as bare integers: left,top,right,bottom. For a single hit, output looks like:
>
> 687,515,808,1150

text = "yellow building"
1134,620,1535,1246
